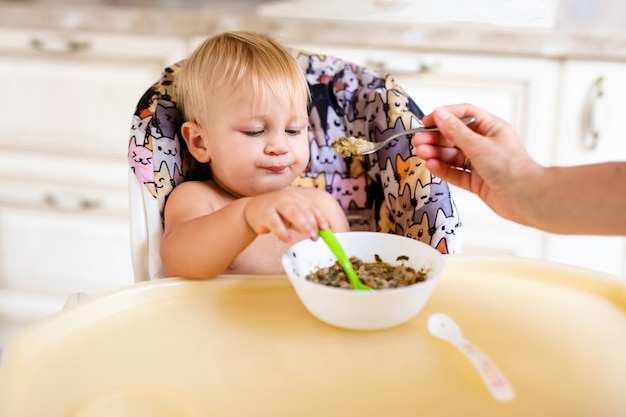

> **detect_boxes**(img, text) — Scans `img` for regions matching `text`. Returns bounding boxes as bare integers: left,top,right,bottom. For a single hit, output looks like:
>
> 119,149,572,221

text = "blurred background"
1,0,625,354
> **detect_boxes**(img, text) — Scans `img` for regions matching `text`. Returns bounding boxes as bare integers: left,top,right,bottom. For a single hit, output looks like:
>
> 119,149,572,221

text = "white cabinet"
0,29,187,298
545,60,626,278
0,150,132,296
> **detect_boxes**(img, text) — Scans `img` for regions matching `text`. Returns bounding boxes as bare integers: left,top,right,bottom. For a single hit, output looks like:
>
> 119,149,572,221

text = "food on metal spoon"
332,135,375,158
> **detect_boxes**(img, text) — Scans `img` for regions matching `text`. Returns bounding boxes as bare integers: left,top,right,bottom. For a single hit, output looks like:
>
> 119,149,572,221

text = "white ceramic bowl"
281,232,445,330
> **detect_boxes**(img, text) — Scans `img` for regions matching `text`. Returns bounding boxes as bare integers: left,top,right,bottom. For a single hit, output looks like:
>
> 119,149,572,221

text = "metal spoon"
427,313,515,402
318,229,372,291
333,116,475,157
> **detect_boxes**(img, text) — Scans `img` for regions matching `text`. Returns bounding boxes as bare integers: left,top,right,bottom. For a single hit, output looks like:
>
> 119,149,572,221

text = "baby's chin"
214,171,297,197
238,179,300,197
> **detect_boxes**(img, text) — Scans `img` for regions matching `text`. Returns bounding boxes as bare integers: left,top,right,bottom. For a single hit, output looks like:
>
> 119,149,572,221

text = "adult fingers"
412,130,456,148
413,143,467,168
424,159,473,193
428,106,500,164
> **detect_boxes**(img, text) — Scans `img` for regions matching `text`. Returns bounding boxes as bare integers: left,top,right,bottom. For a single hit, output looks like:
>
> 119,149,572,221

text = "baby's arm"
160,181,256,279
160,182,349,279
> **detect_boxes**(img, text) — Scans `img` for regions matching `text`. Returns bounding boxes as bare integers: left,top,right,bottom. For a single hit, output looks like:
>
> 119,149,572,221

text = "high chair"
128,48,462,282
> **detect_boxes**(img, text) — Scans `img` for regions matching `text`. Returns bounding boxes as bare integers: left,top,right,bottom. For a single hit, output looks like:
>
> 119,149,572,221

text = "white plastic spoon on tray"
428,313,515,402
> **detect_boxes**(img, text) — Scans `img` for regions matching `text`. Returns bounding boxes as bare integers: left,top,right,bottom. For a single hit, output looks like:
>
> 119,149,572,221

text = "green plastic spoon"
318,229,372,291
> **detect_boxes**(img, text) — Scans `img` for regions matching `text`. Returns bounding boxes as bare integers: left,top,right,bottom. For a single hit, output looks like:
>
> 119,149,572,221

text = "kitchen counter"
2,1,626,61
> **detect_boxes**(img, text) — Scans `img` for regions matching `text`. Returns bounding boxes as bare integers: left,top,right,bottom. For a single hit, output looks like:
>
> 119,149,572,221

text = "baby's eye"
244,130,264,137
286,128,304,136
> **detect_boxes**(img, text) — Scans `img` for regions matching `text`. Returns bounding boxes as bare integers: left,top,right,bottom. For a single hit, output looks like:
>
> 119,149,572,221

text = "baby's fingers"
279,204,327,241
307,205,329,240
245,192,330,243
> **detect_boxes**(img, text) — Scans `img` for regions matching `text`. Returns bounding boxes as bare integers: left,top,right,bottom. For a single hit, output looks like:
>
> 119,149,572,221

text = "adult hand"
412,104,543,224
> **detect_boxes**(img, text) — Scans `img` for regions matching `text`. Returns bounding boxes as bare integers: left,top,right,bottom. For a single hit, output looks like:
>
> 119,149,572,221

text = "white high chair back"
128,168,166,281
127,47,462,282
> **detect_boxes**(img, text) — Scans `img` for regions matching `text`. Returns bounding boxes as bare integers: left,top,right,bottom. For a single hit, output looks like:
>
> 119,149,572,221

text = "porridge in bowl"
306,256,430,289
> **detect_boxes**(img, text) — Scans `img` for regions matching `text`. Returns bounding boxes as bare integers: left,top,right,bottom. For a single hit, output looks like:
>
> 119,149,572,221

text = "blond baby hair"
175,31,310,125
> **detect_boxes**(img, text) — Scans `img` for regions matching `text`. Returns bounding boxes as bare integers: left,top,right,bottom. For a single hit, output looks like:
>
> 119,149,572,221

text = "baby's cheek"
294,143,311,169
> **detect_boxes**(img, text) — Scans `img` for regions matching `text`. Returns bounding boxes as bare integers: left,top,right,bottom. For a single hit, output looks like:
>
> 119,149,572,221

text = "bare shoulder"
164,180,226,223
167,180,219,205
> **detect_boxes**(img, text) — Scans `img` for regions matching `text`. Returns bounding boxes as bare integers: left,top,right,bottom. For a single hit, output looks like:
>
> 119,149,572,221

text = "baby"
160,31,349,279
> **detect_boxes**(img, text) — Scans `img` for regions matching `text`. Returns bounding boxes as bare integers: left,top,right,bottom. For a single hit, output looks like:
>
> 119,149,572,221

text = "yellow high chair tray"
1,255,626,417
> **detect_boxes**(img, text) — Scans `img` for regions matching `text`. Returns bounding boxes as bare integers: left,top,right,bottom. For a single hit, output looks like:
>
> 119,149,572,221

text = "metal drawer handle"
580,76,604,151
44,194,102,210
365,58,441,74
30,37,91,54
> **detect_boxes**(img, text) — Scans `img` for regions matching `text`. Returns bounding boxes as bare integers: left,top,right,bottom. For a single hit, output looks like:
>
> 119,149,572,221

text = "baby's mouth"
266,165,287,172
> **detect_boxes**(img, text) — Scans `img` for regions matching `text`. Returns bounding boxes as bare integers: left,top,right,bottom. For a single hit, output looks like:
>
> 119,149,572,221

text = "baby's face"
201,83,310,197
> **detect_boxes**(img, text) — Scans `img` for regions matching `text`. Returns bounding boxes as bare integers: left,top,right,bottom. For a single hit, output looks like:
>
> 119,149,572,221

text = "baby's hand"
243,189,329,242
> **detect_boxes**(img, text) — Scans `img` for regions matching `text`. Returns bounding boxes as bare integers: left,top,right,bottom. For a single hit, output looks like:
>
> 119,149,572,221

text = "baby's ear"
180,121,211,163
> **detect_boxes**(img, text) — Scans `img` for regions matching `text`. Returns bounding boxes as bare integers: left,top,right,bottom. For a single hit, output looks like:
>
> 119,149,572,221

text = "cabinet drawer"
545,234,625,278
0,149,129,215
0,206,134,296
0,29,187,158
0,180,128,216
451,187,545,258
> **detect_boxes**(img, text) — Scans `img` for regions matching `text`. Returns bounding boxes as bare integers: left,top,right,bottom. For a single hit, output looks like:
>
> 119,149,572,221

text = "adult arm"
412,104,626,235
